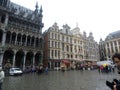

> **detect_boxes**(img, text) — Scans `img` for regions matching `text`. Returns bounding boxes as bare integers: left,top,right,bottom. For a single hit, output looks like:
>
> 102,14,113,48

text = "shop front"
61,59,70,70
84,60,97,70
51,59,61,70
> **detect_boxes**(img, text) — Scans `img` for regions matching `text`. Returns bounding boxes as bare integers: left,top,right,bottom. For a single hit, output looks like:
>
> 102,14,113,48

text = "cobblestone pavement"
3,69,120,90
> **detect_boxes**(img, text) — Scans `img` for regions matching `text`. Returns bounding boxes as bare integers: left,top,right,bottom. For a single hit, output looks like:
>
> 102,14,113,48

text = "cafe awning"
62,59,70,64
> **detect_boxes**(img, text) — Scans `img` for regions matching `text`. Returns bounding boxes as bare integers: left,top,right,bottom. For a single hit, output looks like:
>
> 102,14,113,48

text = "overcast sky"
11,0,120,42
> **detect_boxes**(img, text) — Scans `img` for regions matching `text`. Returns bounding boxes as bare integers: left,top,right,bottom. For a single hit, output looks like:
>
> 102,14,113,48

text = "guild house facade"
0,0,44,70
43,23,99,70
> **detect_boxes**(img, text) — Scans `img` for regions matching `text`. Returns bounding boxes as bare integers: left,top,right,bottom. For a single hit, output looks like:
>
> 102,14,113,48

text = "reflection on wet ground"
3,70,119,90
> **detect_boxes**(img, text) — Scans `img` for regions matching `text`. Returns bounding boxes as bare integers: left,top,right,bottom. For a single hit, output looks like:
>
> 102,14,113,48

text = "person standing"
0,67,5,90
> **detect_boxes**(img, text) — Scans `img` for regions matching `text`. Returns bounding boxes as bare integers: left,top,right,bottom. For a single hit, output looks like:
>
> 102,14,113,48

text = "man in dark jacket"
106,53,120,90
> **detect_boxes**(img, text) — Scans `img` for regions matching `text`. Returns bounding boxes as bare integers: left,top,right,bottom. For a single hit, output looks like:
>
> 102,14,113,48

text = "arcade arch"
15,50,24,68
3,49,14,66
25,52,33,66
35,52,42,66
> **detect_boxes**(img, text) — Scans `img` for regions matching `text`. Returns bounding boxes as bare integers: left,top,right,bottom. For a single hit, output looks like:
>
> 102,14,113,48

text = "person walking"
0,67,5,90
45,66,48,75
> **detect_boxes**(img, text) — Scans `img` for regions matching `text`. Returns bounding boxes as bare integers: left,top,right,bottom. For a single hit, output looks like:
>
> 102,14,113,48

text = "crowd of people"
23,65,48,75
98,64,115,73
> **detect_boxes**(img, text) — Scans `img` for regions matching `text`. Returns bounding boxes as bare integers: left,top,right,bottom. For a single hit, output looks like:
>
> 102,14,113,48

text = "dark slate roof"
105,30,120,41
7,1,43,24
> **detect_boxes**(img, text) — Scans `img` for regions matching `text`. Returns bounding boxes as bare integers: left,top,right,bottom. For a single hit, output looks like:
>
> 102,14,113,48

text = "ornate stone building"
43,23,99,70
100,30,120,60
83,32,99,66
0,0,44,70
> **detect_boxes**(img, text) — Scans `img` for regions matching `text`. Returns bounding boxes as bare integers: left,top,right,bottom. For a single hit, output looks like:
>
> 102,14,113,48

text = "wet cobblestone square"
3,70,120,90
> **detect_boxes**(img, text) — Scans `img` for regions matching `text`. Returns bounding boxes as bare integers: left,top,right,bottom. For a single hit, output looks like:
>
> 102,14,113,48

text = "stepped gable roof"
105,30,120,41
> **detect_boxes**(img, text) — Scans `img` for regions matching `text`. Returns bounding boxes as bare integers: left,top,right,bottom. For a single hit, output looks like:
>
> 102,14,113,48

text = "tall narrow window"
1,14,5,23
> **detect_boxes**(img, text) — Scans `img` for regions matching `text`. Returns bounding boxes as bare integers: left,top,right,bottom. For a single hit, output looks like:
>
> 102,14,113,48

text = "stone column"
20,35,22,45
9,33,12,44
32,54,35,66
112,41,115,53
30,37,32,46
4,13,9,28
34,38,36,48
109,42,112,55
116,40,119,52
2,31,6,46
12,50,16,67
23,52,26,70
25,36,27,46
15,34,18,45
0,51,4,65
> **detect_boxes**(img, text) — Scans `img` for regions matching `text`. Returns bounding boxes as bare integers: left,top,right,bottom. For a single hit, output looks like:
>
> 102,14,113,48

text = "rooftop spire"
40,6,43,13
34,1,39,14
35,1,39,9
